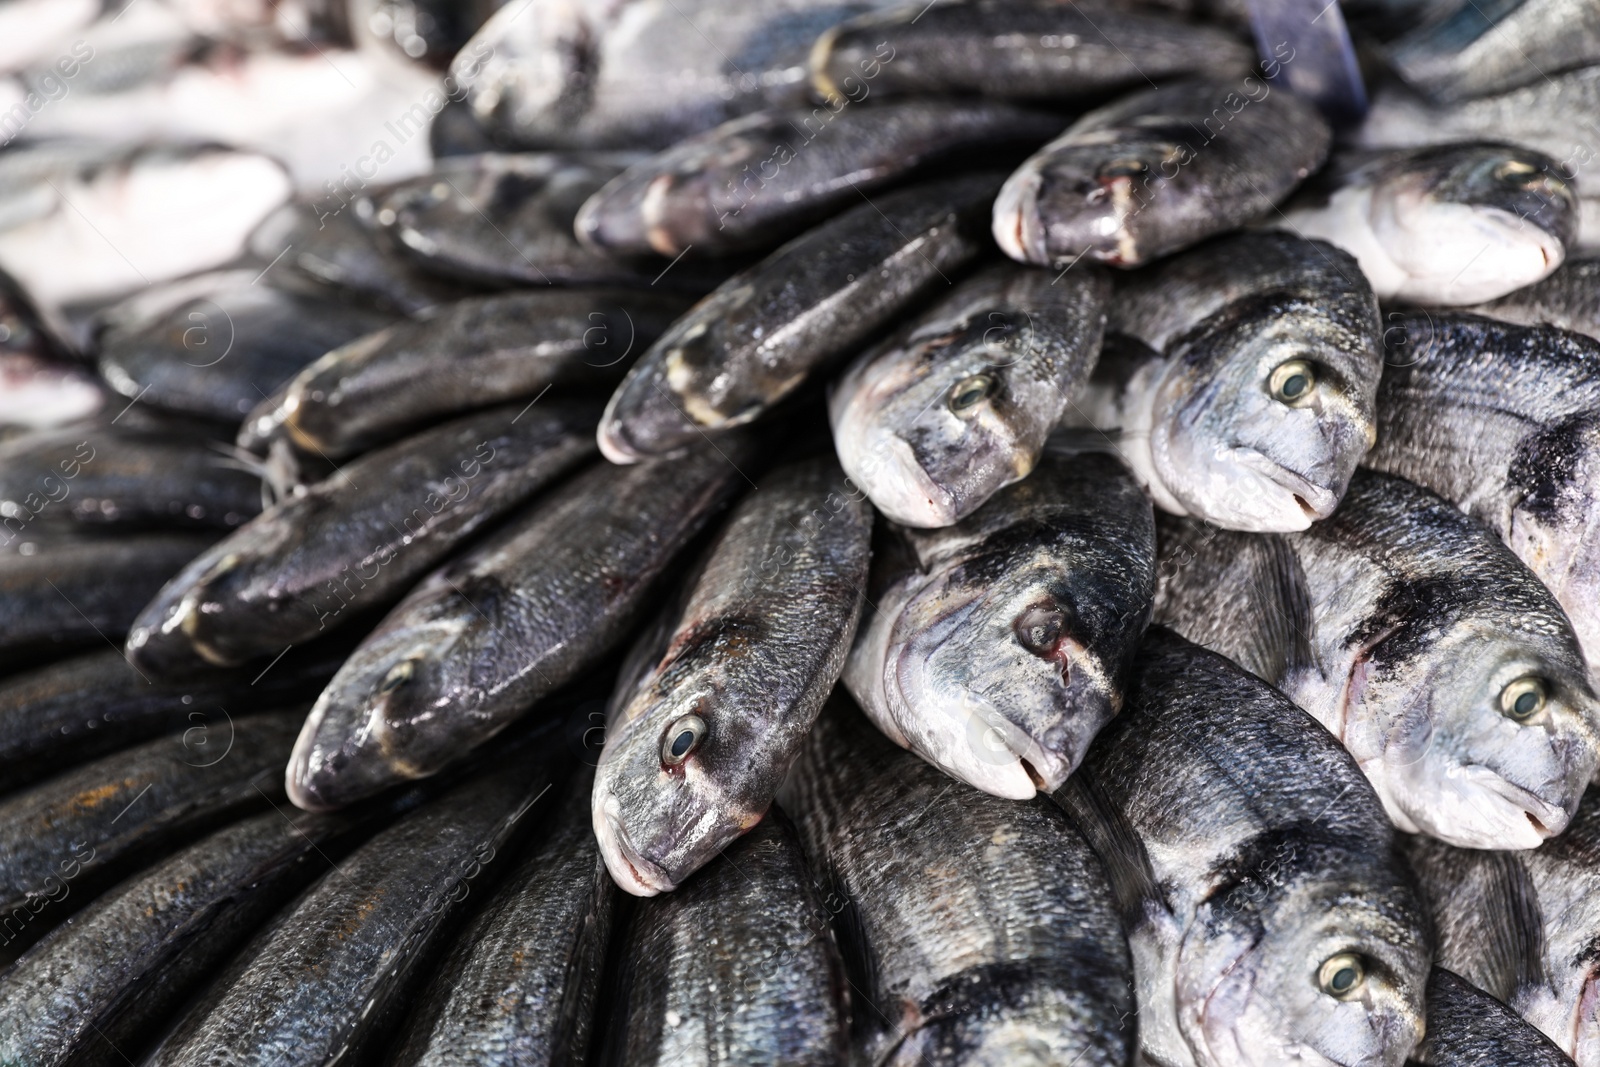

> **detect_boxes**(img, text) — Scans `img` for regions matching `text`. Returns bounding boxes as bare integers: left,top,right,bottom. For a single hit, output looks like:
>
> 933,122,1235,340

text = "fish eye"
661,714,707,766
1097,157,1150,181
1317,953,1367,999
1268,360,1316,405
1014,605,1066,657
948,374,995,413
1499,676,1548,721
378,659,415,694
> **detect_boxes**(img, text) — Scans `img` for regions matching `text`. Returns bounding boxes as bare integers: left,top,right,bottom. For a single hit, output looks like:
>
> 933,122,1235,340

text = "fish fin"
1246,533,1315,684
1053,766,1170,931
1478,852,1548,999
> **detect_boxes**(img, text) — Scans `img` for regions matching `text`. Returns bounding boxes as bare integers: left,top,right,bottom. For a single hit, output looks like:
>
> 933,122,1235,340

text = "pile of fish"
4,0,1600,1064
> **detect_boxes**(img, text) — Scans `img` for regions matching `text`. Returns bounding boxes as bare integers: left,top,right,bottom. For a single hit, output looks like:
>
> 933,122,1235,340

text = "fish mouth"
846,430,961,528
594,793,673,897
1423,768,1575,849
1233,450,1341,528
1479,773,1571,842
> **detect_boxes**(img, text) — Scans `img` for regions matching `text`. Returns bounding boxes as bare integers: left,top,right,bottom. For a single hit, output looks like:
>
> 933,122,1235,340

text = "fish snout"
594,792,674,897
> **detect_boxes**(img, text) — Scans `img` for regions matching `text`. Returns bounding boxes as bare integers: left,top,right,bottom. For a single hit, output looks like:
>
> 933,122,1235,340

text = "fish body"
830,261,1109,527
597,174,997,462
593,457,872,896
289,444,750,811
1280,144,1576,305
1472,257,1600,341
1058,628,1431,1067
782,693,1136,1067
993,78,1329,269
844,451,1154,799
1068,231,1383,531
1408,968,1576,1066
242,289,690,460
1385,0,1600,102
124,403,596,677
599,808,847,1067
1154,469,1600,850
574,101,1061,257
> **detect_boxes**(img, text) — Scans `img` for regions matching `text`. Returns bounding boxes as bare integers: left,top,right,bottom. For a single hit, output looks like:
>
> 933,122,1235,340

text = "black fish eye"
1499,676,1547,721
1318,953,1367,998
378,659,415,694
1269,360,1316,405
1014,605,1066,657
661,714,707,766
948,374,994,413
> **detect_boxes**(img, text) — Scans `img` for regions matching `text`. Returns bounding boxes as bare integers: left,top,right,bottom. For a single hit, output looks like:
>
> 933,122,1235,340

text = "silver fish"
1154,469,1600,850
781,692,1136,1067
597,807,847,1066
829,261,1109,527
1384,0,1600,103
573,101,1061,257
1472,257,1600,341
593,457,872,896
597,174,997,463
124,402,596,677
1065,231,1383,531
844,450,1154,799
240,289,691,461
288,443,749,811
993,78,1330,269
1280,144,1575,305
1367,311,1600,677
1407,968,1576,1066
1056,628,1432,1067
812,0,1255,104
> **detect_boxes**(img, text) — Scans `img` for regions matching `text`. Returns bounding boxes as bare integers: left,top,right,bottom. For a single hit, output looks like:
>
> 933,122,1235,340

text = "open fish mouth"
1477,772,1573,842
595,795,674,897
1233,449,1341,525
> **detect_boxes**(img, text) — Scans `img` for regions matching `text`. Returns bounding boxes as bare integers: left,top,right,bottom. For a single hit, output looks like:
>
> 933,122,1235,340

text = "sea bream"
844,450,1154,799
1154,470,1600,850
993,78,1330,269
1063,231,1384,531
1366,311,1600,676
780,692,1136,1067
593,457,872,896
829,261,1109,527
1055,628,1432,1067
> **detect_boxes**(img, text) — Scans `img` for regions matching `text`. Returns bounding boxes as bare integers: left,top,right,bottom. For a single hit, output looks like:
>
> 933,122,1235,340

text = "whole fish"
1154,469,1600,850
1408,968,1576,1066
812,0,1255,103
846,450,1152,797
993,79,1330,269
241,289,691,460
392,774,614,1067
1056,628,1432,1067
1405,792,1600,1064
598,174,996,463
593,457,872,896
1367,311,1600,675
289,443,749,811
1065,231,1383,531
574,101,1061,257
781,693,1136,1067
1279,144,1576,305
1385,0,1600,102
124,403,596,677
0,709,301,958
829,261,1109,527
96,269,396,422
596,807,847,1067
143,754,563,1067
1472,257,1600,340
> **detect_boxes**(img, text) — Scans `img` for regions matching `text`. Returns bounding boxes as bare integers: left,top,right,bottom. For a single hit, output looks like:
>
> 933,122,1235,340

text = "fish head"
1177,844,1429,1067
886,551,1120,799
1371,144,1574,304
1150,293,1380,531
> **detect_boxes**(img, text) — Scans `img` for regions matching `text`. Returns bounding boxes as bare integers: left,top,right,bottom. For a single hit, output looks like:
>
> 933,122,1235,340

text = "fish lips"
593,790,676,897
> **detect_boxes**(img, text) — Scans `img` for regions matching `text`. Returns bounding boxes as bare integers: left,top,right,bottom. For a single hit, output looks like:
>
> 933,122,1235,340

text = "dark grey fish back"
1410,969,1576,1066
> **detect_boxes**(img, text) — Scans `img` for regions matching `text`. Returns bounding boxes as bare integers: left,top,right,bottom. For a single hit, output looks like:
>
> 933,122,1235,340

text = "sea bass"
593,457,872,896
1407,968,1577,1066
829,261,1109,527
844,451,1154,799
1056,628,1432,1067
1154,469,1600,850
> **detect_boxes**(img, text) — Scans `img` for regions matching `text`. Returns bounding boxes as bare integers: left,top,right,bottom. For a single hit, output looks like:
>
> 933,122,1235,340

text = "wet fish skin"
1472,257,1600,341
812,0,1255,103
830,261,1109,527
288,442,750,811
1281,143,1576,305
1154,470,1600,850
993,79,1330,269
598,174,998,462
1386,0,1600,103
845,451,1154,799
393,773,614,1067
241,289,691,460
781,693,1135,1067
96,269,397,422
124,402,597,678
593,457,872,896
1069,232,1383,532
1407,969,1576,1066
1059,628,1431,1067
1366,311,1600,676
144,754,563,1067
574,101,1062,257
